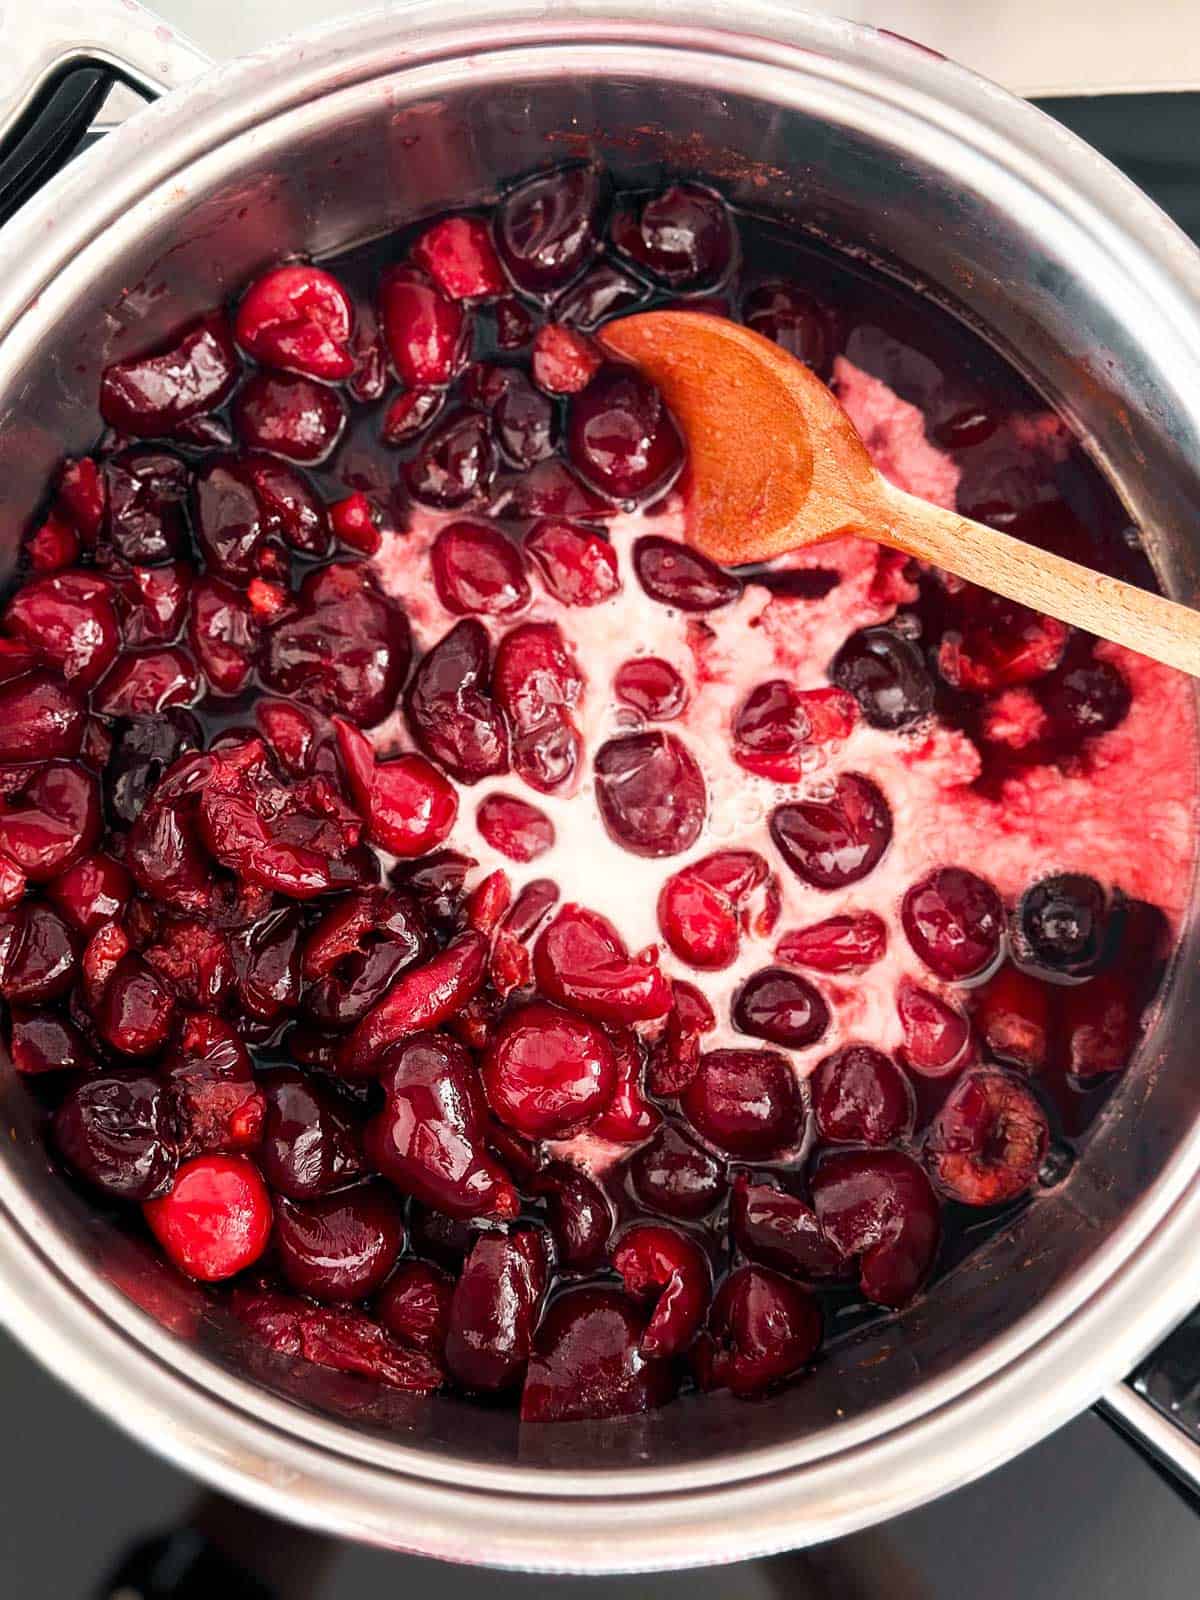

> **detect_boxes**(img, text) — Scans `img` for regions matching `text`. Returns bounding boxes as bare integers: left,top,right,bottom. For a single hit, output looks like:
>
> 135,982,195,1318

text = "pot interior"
1,22,1199,1482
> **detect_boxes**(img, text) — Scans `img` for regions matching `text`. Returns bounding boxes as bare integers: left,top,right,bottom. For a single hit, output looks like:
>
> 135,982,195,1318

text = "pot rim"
2,0,1200,1570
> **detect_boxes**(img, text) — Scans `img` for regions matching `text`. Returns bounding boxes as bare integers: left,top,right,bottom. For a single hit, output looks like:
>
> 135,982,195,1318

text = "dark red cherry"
732,681,856,780
613,656,687,720
376,1260,453,1362
972,965,1050,1071
93,647,201,717
105,708,200,828
275,1182,404,1303
4,570,120,689
633,535,741,612
680,1048,804,1159
379,265,469,387
53,1072,177,1199
188,577,257,696
812,1045,914,1144
520,1286,675,1422
925,1068,1049,1206
531,324,603,395
235,263,355,380
831,626,934,730
99,312,238,438
553,261,648,328
567,365,683,503
776,911,887,974
533,902,671,1024
405,619,509,784
0,760,100,881
45,851,129,933
363,1030,517,1217
9,1008,95,1076
525,519,620,607
103,449,189,564
445,1228,549,1391
699,1265,820,1398
594,731,706,857
233,370,346,463
897,980,973,1078
483,1000,616,1138
812,1149,941,1308
628,1124,727,1221
732,967,830,1049
770,773,892,890
729,1176,848,1281
0,902,78,1003
492,620,583,794
611,1222,711,1359
902,866,1004,982
0,672,84,763
431,520,530,617
610,184,734,289
260,1067,363,1200
403,408,496,509
743,282,835,376
476,792,554,863
493,164,603,295
531,1161,614,1269
1039,658,1131,740
938,590,1068,692
1014,873,1112,977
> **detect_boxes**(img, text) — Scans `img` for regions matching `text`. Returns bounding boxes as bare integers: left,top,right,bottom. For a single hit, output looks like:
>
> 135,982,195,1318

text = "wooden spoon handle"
877,481,1200,677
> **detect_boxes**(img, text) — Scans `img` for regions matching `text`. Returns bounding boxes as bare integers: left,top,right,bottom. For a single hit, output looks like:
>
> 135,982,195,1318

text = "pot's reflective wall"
1,39,1198,1473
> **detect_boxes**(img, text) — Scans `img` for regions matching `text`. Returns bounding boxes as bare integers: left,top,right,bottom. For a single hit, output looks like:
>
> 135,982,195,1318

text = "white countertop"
149,0,1200,98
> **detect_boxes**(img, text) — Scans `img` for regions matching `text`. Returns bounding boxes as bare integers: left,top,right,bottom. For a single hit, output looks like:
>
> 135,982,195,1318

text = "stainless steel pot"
1,0,1200,1573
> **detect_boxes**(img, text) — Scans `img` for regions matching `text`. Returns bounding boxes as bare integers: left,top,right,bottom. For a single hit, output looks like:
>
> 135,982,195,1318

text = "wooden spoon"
600,311,1200,677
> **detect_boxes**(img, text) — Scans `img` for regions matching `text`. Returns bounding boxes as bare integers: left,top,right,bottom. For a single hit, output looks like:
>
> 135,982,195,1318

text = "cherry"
483,1000,616,1138
240,455,330,554
633,535,741,613
0,761,100,881
377,1261,454,1362
187,577,257,696
235,263,355,380
338,931,489,1075
0,671,84,762
93,956,175,1057
938,591,1068,692
431,520,530,617
681,1048,803,1159
329,491,381,555
1061,968,1139,1079
531,324,603,394
102,449,189,564
610,184,734,289
143,1154,271,1282
729,1176,848,1281
445,1228,549,1391
4,570,120,688
260,1067,363,1199
896,979,973,1077
611,1222,710,1358
812,1044,914,1144
925,1068,1049,1205
1038,658,1131,741
811,1149,941,1308
93,647,201,716
646,979,717,1097
99,312,239,438
464,868,512,936
1014,874,1112,976
302,891,428,1030
534,902,671,1024
405,618,509,784
531,1161,614,1268
381,387,444,444
732,681,856,780
525,519,620,607
412,215,505,300
106,710,200,831
234,1291,441,1388
26,516,78,573
190,456,273,580
776,911,887,973
493,620,583,793
379,264,468,387
144,917,234,1012
9,1008,96,1075
262,560,413,728
0,903,78,1002
165,1014,263,1154
53,1072,177,1199
830,626,934,730
403,407,496,508
526,1285,673,1422
743,282,835,376
275,1182,405,1302
493,164,603,295
233,370,347,463
553,261,648,328
657,850,766,970
973,965,1050,1071
613,657,686,720
594,731,707,857
770,773,893,890
567,365,683,503
390,849,478,934
466,364,556,469
476,792,555,863
628,1124,727,1220
493,297,536,349
698,1265,820,1398
118,562,191,647
590,1026,661,1144
733,967,831,1049
902,866,1004,983
363,1030,518,1217
334,718,457,858
503,458,615,521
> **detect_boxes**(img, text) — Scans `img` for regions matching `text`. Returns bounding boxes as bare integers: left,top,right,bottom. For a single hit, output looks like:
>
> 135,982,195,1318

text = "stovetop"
4,89,1200,1600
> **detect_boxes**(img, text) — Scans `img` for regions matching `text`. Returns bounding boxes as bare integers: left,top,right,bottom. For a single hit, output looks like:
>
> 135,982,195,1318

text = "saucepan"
0,0,1199,1573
